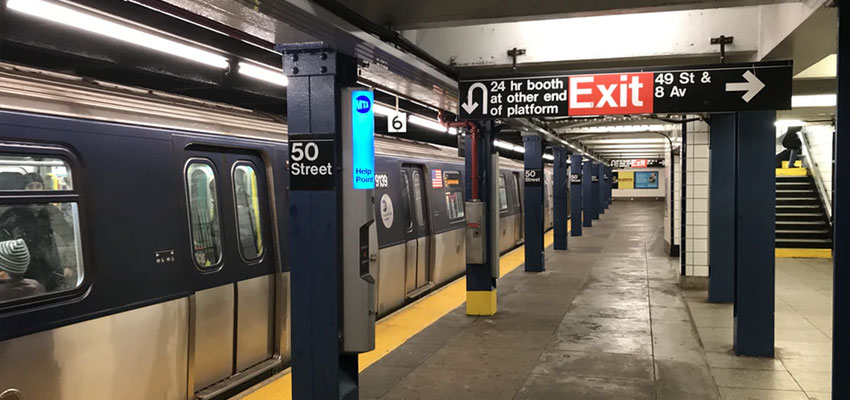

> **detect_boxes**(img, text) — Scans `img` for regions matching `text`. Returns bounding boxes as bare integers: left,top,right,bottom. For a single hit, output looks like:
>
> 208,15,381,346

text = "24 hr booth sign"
458,61,792,119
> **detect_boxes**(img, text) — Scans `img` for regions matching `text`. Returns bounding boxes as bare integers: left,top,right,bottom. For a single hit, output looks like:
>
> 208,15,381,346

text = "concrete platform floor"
360,201,723,399
685,257,833,400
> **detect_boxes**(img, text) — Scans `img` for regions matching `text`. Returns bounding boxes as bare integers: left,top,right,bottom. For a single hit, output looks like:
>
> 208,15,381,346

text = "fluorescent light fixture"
8,0,229,69
448,127,458,135
543,154,555,161
238,62,288,87
409,115,448,133
590,144,667,149
560,124,677,134
372,103,396,117
791,94,836,108
493,140,515,150
513,145,526,153
582,138,667,144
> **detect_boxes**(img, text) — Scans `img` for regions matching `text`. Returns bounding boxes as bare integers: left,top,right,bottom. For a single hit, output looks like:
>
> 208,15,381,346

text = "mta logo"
355,95,372,113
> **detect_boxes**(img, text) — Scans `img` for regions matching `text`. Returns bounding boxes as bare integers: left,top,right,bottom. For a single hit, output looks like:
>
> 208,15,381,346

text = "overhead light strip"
791,94,836,108
7,0,230,69
237,62,288,87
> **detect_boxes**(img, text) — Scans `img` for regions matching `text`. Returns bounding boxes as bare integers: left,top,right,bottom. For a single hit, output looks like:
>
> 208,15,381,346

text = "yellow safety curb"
776,168,808,177
241,227,559,400
776,248,832,259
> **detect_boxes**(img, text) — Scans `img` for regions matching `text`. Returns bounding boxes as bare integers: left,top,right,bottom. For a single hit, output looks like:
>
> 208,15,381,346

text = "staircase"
775,171,832,250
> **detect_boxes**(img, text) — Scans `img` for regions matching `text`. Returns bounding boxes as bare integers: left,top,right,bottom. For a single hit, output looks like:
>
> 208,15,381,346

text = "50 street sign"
458,61,792,120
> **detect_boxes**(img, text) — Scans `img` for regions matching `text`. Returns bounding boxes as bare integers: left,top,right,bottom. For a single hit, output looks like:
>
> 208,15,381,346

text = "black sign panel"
591,174,599,183
289,137,335,191
459,61,792,120
524,168,543,186
611,159,665,168
570,174,582,184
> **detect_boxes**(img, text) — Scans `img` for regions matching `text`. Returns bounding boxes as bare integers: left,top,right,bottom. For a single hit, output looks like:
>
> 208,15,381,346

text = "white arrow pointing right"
462,82,488,115
725,70,765,103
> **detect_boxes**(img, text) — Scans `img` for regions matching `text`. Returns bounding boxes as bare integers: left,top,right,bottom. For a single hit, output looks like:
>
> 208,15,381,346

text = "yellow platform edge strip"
776,168,808,176
242,226,560,400
776,248,832,259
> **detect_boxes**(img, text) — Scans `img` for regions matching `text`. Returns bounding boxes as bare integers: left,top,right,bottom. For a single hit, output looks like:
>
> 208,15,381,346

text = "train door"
180,145,276,394
512,172,523,244
401,166,431,297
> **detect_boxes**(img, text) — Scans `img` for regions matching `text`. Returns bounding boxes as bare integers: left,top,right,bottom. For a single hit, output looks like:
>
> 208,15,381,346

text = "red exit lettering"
568,73,654,116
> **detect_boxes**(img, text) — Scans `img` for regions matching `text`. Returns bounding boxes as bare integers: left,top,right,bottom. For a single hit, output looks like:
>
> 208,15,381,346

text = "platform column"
571,154,584,235
602,166,610,210
523,133,545,271
733,110,776,357
282,44,364,400
466,121,499,315
582,159,594,226
553,146,569,250
709,114,735,303
834,1,850,396
591,163,601,219
607,166,613,206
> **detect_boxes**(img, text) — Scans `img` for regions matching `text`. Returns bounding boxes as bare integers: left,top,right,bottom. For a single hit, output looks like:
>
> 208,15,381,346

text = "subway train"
0,64,556,400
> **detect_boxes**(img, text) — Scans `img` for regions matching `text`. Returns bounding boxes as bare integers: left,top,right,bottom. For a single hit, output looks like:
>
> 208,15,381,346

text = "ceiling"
337,0,797,29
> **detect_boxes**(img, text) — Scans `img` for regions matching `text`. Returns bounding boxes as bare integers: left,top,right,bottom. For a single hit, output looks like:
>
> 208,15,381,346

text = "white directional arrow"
462,82,488,114
725,70,765,103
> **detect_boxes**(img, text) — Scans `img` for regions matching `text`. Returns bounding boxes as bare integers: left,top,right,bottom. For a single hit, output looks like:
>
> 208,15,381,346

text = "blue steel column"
598,164,605,214
466,122,498,315
582,160,594,227
571,154,584,235
602,166,610,210
591,163,601,219
523,134,545,271
734,110,776,357
553,146,569,250
709,114,736,303
283,45,359,400
607,166,613,206
834,1,849,396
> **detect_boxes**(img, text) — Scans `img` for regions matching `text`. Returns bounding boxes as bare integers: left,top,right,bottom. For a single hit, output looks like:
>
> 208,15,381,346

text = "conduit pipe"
439,112,480,199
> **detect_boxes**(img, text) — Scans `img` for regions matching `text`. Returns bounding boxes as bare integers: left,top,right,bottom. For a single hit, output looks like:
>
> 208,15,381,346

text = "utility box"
341,88,377,354
466,200,486,264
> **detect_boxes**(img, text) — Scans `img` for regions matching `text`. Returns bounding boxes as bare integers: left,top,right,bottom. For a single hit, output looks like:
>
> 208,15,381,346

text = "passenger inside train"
0,155,83,302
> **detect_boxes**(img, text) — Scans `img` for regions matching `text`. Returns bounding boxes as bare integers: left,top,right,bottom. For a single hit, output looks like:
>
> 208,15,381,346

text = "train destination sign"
458,61,792,120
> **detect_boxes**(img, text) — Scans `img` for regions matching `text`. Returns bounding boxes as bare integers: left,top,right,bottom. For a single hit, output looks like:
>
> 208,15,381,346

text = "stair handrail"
800,131,833,222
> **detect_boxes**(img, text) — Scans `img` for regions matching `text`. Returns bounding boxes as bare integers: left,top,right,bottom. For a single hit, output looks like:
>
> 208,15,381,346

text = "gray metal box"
466,200,487,264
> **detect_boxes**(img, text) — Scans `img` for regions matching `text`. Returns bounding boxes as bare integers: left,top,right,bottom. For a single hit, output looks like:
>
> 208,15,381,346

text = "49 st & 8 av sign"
458,61,792,120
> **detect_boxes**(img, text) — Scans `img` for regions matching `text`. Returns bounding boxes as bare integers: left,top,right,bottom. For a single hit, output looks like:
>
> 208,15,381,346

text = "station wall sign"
290,136,335,191
458,61,792,120
525,168,543,186
570,173,582,184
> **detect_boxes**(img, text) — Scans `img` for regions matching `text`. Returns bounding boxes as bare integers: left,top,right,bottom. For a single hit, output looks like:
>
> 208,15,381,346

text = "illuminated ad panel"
352,90,375,190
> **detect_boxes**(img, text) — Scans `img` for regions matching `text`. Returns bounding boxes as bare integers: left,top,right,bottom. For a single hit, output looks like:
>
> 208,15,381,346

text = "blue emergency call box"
351,90,375,190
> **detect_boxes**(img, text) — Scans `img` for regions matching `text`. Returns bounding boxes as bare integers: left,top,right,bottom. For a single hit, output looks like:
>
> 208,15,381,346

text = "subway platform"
238,200,835,400
358,201,722,400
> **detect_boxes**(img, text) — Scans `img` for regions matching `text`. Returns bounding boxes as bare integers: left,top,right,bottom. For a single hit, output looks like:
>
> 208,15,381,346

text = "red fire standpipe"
438,113,479,200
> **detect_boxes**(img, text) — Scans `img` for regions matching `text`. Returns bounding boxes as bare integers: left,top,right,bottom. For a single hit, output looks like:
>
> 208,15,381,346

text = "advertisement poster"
635,171,659,189
616,171,634,189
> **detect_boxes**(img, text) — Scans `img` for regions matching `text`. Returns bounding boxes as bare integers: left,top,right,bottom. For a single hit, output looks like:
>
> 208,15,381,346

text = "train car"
0,63,550,400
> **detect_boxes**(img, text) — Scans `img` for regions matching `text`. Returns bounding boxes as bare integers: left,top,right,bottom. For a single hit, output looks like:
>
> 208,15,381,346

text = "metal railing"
800,131,833,221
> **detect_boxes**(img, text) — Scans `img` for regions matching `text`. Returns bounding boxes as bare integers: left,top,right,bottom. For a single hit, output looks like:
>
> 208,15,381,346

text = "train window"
186,161,223,269
401,173,413,231
498,175,508,211
0,153,84,304
232,163,263,261
512,174,521,209
445,191,464,220
411,171,425,227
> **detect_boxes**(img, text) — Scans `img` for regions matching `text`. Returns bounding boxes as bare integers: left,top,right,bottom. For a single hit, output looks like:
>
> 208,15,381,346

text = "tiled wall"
685,120,710,277
804,125,834,204
664,148,681,249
